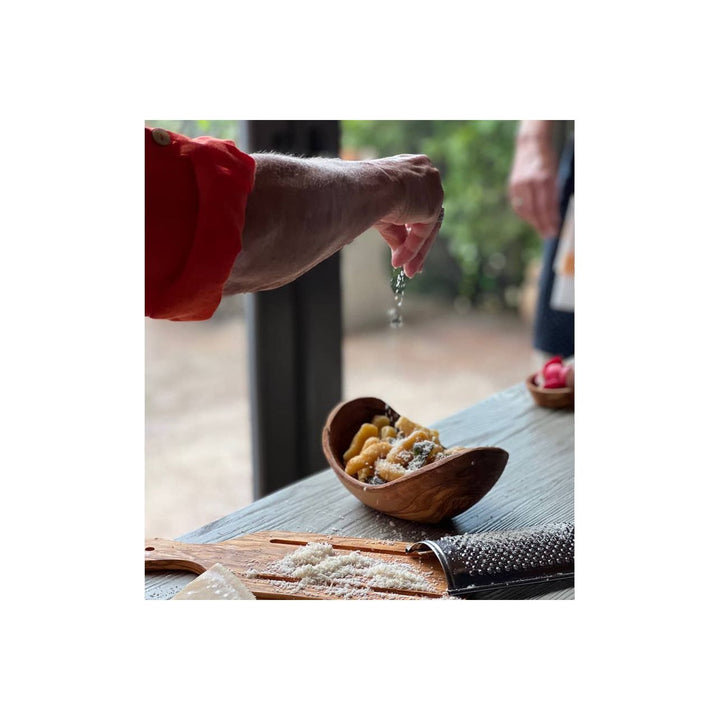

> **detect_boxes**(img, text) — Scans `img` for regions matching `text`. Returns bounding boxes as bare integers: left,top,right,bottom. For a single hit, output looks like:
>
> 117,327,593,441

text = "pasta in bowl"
322,397,509,523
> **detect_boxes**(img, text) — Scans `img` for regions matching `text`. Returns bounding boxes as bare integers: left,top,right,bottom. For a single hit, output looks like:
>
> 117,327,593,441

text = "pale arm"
508,121,560,239
223,153,444,295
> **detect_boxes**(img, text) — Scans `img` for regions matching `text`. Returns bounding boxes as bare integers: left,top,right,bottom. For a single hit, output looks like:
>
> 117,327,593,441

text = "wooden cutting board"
145,531,449,600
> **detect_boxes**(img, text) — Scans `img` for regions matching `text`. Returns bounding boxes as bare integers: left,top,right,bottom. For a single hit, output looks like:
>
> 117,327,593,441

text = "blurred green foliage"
146,119,243,144
342,120,541,311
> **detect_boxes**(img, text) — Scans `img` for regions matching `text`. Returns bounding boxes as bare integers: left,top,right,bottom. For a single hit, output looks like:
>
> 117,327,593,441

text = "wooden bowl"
526,373,574,410
322,397,509,524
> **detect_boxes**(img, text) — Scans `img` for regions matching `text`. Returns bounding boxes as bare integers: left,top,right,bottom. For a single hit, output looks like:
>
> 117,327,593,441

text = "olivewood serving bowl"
526,373,575,410
322,397,509,524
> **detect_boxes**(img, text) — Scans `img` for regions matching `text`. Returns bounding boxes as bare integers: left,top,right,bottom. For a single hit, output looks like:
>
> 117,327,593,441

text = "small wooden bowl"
322,397,509,524
526,373,574,410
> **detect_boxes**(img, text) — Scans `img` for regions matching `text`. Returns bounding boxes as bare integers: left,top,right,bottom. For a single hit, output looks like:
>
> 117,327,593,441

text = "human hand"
226,153,443,294
508,131,560,239
369,154,444,278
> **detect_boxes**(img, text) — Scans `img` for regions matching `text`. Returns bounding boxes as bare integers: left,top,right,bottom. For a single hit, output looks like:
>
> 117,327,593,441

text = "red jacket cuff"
145,127,256,321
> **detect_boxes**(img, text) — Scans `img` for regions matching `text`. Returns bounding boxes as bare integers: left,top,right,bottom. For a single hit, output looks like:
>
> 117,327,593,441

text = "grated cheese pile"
265,542,435,598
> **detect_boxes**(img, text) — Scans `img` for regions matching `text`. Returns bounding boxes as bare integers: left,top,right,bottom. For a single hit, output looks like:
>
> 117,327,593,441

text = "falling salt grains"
389,267,408,328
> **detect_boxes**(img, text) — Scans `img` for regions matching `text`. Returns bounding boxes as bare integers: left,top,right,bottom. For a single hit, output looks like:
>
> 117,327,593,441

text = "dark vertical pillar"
245,121,343,498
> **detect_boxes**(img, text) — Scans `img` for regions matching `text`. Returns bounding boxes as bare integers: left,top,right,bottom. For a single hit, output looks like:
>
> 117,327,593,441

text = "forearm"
516,120,554,143
226,155,400,294
509,122,560,238
245,154,395,251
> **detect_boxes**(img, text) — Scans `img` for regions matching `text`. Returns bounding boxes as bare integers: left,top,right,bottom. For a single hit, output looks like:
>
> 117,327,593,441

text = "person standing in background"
508,120,575,361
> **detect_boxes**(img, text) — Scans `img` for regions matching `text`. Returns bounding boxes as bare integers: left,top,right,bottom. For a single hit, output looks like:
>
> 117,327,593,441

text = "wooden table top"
145,380,575,600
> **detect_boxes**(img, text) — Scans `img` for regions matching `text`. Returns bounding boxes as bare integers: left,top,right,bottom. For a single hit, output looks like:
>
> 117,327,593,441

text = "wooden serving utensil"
322,397,509,523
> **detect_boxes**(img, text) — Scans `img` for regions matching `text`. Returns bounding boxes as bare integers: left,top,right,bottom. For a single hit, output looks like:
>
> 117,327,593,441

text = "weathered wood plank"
145,381,574,600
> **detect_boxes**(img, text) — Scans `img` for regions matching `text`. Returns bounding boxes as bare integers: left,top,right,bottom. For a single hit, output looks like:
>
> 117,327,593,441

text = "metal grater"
407,523,574,596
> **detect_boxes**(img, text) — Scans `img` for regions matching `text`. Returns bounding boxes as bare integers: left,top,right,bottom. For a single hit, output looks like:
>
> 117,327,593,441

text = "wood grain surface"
145,381,574,600
322,396,509,522
145,531,448,599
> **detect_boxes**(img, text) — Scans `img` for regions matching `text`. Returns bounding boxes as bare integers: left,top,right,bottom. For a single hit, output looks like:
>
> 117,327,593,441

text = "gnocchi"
343,423,379,463
343,410,463,484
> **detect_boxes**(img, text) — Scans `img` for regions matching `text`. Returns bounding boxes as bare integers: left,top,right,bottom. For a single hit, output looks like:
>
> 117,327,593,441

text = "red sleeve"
145,127,256,321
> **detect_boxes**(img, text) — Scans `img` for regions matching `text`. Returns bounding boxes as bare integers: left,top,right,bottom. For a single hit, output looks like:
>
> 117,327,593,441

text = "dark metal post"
244,121,343,498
